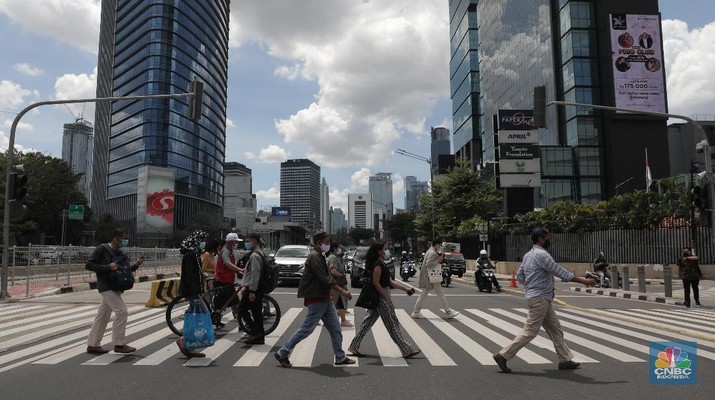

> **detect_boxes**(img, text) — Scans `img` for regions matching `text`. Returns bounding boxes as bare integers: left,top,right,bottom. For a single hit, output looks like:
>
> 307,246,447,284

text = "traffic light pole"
1,89,199,299
547,100,715,252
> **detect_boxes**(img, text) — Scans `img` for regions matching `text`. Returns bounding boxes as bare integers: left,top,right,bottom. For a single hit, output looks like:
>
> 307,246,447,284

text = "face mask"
199,242,206,250
320,243,331,253
383,250,391,259
542,239,551,249
244,242,254,250
120,239,129,248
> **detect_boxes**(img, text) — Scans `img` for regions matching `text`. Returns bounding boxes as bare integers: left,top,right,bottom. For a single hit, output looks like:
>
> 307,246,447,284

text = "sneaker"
340,320,354,327
445,310,460,319
244,335,265,345
411,311,424,319
274,352,292,368
558,360,581,370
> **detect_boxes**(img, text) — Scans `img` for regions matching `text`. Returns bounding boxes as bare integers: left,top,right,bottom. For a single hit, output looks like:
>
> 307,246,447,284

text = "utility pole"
395,149,435,241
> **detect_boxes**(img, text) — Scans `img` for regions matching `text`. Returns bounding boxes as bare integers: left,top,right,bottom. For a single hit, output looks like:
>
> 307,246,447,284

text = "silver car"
273,245,311,286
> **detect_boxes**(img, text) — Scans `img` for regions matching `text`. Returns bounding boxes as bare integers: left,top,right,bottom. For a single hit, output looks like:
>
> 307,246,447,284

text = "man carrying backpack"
240,232,265,345
85,229,144,354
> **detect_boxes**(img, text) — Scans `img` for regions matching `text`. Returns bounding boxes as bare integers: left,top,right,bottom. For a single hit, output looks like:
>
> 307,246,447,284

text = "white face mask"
320,243,331,253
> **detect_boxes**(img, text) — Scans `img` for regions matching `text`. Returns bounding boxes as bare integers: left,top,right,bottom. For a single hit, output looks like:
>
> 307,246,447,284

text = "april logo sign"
649,341,697,385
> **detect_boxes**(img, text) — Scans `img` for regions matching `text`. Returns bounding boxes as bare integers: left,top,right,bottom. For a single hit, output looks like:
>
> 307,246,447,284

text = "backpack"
259,253,280,294
101,244,134,291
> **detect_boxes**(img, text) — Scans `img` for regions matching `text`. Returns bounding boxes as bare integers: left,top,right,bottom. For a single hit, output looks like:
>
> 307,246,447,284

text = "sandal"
348,348,365,357
335,357,357,365
403,350,421,359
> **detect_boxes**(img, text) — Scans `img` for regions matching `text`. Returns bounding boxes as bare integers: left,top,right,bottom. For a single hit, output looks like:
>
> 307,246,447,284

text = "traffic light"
8,172,28,222
691,185,708,213
533,86,547,128
188,79,204,122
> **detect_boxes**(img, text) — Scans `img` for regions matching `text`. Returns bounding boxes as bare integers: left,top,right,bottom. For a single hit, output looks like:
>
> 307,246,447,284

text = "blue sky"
1,0,714,212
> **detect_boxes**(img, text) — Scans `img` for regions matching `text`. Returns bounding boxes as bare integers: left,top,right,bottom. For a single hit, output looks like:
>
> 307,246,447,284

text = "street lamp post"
395,148,435,241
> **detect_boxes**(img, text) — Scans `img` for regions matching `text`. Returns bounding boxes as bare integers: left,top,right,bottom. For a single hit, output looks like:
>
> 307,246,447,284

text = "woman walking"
678,246,703,307
411,238,460,319
327,242,353,327
348,242,420,358
176,230,210,358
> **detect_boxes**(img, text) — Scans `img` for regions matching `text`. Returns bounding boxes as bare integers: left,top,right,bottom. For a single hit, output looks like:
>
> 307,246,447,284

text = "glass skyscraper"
280,159,321,229
92,0,230,236
62,119,94,202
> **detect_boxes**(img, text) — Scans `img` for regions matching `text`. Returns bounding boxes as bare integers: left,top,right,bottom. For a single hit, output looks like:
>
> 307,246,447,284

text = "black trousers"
682,279,700,304
239,291,265,337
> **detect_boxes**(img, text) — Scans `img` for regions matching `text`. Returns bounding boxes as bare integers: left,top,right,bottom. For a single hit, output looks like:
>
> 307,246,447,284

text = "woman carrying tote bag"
411,238,460,319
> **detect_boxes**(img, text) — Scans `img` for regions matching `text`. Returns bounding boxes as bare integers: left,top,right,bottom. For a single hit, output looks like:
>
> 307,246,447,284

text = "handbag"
428,266,443,283
183,297,215,351
355,281,381,310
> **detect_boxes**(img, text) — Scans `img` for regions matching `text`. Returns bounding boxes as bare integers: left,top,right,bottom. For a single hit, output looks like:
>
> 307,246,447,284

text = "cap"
225,232,241,242
479,250,488,255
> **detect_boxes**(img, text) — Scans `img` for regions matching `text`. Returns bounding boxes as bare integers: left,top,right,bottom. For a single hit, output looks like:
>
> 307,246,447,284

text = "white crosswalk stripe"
1,305,714,372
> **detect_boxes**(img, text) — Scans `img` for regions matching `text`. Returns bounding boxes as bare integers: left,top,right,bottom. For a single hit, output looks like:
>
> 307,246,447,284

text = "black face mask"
542,239,551,249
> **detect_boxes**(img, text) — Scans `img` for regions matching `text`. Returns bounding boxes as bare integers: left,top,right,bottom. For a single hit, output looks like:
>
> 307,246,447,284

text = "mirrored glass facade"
92,0,230,233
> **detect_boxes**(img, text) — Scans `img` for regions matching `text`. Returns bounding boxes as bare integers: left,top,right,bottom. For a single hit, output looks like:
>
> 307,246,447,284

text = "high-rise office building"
449,0,668,208
405,175,429,211
331,207,347,233
62,119,94,203
431,127,451,176
224,162,255,234
320,177,330,231
280,159,321,228
92,0,230,238
348,193,373,229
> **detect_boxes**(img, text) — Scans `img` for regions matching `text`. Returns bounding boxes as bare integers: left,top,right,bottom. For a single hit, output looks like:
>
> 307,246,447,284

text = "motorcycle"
440,265,452,287
400,261,416,281
475,266,497,293
584,268,621,288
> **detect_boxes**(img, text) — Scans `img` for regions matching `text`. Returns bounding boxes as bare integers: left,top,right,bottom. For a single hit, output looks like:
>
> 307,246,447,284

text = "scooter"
584,269,622,288
440,265,452,287
475,266,499,293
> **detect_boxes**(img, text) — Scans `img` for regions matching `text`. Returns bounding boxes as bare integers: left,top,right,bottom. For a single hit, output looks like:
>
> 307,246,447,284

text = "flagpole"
645,148,650,192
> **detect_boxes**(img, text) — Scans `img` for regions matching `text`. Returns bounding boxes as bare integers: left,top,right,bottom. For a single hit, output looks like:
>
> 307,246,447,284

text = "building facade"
449,0,668,208
331,207,347,233
320,177,330,231
224,162,255,234
368,172,394,234
92,0,230,239
280,158,321,229
62,119,94,202
404,175,428,211
431,127,452,177
348,193,373,229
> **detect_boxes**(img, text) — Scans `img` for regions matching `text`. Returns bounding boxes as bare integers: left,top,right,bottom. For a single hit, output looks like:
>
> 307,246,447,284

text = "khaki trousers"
500,296,573,362
413,283,450,313
87,290,128,347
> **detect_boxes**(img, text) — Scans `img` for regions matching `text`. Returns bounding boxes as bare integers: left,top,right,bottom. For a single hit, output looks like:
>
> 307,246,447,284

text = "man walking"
493,227,595,373
240,233,266,345
274,232,356,367
85,229,144,354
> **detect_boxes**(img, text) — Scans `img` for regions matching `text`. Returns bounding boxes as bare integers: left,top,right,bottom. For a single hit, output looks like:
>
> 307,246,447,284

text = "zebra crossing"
0,303,714,373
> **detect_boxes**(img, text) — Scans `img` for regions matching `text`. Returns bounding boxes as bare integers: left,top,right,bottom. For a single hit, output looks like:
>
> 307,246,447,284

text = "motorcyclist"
592,252,611,288
401,251,409,264
476,250,501,292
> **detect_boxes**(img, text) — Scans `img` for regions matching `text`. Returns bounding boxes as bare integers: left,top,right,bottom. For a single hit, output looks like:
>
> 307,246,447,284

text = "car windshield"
354,247,369,261
275,247,310,258
445,253,464,261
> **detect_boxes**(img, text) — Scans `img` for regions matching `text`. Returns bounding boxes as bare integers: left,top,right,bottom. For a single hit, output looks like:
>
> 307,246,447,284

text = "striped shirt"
517,245,575,301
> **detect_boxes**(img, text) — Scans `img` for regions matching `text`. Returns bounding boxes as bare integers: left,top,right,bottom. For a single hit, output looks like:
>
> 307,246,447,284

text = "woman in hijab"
176,230,210,358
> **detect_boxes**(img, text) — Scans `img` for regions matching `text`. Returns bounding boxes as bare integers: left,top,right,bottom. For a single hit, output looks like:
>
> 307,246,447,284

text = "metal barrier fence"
505,227,714,264
2,245,182,297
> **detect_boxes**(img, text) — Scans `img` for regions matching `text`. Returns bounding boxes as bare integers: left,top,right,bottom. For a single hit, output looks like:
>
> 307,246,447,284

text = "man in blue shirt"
493,228,595,373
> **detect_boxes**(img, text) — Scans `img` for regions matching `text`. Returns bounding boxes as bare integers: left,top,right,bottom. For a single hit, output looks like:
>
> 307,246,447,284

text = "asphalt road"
0,278,712,400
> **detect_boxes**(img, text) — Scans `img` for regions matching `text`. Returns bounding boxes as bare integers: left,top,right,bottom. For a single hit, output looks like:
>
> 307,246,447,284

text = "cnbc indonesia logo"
650,342,697,385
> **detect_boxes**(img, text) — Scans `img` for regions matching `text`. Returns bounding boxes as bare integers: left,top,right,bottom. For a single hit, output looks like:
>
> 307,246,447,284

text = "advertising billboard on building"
136,166,175,233
610,14,666,114
498,110,534,131
271,207,291,222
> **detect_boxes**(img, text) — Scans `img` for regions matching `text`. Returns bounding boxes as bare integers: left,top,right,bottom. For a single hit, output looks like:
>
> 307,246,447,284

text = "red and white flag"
645,148,653,191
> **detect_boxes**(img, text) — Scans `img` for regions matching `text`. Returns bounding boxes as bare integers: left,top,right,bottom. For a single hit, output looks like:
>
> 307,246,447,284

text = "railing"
2,246,181,298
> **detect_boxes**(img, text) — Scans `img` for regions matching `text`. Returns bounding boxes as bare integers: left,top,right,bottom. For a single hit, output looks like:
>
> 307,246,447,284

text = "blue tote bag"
183,297,215,351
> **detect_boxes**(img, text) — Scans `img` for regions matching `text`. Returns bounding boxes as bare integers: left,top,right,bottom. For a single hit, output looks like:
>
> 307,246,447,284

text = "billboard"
610,14,666,114
271,207,291,217
498,110,534,131
136,166,175,233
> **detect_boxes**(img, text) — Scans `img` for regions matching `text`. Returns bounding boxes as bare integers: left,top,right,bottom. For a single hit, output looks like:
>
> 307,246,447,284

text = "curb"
569,286,681,305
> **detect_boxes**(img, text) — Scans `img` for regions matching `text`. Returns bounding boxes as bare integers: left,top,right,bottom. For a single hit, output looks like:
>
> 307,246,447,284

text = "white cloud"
53,67,97,121
329,187,350,211
0,80,34,109
259,144,289,163
13,63,43,76
2,118,33,131
256,186,280,201
226,118,236,129
1,130,35,152
0,0,101,53
391,172,404,207
350,168,372,191
662,20,715,116
243,151,257,160
234,0,449,168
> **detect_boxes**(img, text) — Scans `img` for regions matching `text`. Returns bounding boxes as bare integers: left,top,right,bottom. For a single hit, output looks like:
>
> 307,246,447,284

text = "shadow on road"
503,369,629,385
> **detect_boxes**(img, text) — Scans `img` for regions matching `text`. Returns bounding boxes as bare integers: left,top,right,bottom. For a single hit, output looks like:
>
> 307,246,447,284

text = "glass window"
576,148,601,176
541,148,574,176
566,118,600,146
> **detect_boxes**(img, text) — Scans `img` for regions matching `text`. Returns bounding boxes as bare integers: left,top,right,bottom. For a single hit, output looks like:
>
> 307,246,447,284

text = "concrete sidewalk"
459,269,714,308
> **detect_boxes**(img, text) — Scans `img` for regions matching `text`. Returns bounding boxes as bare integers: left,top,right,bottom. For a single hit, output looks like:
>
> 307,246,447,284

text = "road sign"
479,234,488,242
499,144,540,159
68,205,84,220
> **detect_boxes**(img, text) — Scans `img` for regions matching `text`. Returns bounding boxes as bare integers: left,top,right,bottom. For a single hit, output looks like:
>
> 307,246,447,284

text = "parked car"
442,252,466,277
273,245,311,286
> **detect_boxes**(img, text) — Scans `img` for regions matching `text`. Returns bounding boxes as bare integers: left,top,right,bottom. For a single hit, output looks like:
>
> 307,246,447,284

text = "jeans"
278,301,347,362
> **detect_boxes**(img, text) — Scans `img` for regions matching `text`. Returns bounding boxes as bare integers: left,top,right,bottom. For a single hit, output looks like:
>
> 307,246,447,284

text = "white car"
273,245,311,286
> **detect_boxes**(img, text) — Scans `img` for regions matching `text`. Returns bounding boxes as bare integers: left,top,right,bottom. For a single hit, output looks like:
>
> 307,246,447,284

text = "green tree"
348,227,376,245
384,211,415,248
